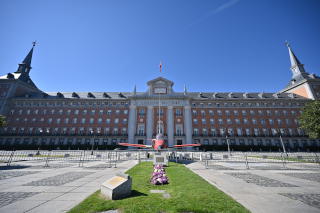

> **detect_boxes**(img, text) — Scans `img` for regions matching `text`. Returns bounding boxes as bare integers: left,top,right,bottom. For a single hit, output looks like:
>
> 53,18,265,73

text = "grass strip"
69,162,249,213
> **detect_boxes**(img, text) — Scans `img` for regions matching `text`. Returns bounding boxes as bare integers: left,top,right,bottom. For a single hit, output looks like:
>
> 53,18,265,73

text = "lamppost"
278,129,287,156
224,128,231,156
90,130,94,155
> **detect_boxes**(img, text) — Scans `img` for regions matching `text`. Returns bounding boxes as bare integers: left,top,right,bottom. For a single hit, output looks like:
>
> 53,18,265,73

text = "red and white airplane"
118,133,201,150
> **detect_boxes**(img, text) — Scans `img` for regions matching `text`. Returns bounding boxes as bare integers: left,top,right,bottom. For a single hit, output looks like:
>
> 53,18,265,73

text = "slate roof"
12,91,307,100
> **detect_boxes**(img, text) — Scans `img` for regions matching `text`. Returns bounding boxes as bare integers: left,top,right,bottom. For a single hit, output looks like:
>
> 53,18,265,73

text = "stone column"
167,106,174,147
146,106,153,145
184,106,192,144
128,105,136,144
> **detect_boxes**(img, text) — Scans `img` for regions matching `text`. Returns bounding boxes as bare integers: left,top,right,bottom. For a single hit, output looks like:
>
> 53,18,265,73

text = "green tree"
0,115,6,127
299,101,320,139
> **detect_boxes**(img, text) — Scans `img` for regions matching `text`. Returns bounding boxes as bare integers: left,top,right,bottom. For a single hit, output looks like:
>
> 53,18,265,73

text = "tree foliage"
299,101,320,139
0,115,6,127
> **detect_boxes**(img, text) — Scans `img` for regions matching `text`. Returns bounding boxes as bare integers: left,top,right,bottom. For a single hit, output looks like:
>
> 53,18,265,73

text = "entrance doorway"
177,140,182,145
138,140,144,145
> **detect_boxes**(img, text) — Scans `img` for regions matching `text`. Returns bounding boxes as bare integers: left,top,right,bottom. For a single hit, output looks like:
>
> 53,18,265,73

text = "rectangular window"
91,110,95,115
269,119,274,125
235,118,240,124
210,118,214,125
201,110,205,116
193,119,198,124
83,110,87,115
107,110,112,115
209,110,214,116
252,118,257,125
192,110,197,116
74,109,79,115
218,118,223,125
227,118,232,124
237,128,242,136
106,118,111,124
225,110,230,116
217,110,222,116
73,118,77,124
65,118,69,124
98,118,102,124
81,118,86,124
201,118,206,124
123,118,127,124
242,110,247,116
193,128,199,136
116,110,120,115
124,110,128,115
114,118,119,124
233,110,238,116
59,109,63,115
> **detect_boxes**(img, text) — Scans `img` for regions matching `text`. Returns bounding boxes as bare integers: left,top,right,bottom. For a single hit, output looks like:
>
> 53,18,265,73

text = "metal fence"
199,152,320,169
0,149,152,168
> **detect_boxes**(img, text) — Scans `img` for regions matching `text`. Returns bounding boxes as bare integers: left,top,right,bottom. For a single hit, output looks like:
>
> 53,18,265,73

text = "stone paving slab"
0,160,138,213
280,193,320,209
226,172,298,187
23,172,93,186
0,171,39,180
187,161,320,213
281,173,320,183
0,192,40,208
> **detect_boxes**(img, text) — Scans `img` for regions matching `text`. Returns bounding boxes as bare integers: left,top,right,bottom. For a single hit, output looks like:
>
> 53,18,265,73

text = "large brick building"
0,44,320,151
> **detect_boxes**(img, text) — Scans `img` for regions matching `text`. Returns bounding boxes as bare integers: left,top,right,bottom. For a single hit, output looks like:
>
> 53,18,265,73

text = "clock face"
154,87,167,94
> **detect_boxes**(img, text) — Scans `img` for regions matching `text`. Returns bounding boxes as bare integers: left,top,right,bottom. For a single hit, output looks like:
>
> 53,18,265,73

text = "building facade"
0,44,320,151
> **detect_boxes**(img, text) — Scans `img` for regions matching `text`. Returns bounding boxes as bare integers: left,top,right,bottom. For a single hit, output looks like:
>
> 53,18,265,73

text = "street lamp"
90,130,94,155
278,129,287,156
224,128,231,156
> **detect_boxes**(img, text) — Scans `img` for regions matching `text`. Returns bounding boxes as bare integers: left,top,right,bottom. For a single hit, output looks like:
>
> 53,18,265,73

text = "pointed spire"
16,41,36,73
285,41,306,78
184,84,187,95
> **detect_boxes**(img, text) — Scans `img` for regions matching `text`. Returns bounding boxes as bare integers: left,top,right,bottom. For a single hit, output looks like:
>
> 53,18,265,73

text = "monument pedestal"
101,173,132,200
153,152,168,166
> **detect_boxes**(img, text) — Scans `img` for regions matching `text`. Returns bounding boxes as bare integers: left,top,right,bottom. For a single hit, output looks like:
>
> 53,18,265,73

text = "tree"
299,101,320,139
0,115,6,127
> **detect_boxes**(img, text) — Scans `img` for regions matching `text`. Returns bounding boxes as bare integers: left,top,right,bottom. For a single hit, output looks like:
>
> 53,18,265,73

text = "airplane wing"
172,144,201,148
118,143,152,148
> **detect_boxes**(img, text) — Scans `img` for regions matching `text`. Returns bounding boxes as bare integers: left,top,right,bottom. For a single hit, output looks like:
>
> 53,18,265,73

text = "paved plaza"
0,151,319,213
0,159,137,213
187,161,320,213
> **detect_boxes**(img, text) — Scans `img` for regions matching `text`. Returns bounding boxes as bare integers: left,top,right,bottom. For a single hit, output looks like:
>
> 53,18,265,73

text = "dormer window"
72,92,79,98
103,92,111,98
87,92,95,98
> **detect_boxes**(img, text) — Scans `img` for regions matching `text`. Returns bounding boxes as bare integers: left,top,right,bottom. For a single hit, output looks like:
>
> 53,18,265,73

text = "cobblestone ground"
84,164,113,169
0,192,40,208
207,164,235,170
280,193,320,209
30,164,73,169
226,172,298,187
281,173,320,183
23,172,93,186
251,165,294,170
0,171,39,180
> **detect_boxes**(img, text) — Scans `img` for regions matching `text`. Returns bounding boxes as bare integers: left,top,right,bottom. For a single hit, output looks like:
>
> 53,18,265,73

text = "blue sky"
0,0,319,93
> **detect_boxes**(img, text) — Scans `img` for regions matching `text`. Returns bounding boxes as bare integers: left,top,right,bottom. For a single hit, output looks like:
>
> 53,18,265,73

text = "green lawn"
68,162,249,213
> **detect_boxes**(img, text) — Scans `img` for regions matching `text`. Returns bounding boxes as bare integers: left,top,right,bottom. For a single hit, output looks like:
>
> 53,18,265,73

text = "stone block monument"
153,152,168,166
101,173,132,200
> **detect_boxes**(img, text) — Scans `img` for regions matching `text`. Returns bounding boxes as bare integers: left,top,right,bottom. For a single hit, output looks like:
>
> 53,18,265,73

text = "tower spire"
285,41,306,78
16,41,36,73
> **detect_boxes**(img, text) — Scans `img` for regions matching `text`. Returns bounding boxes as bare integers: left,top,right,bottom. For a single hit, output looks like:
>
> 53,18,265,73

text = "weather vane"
32,41,37,47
